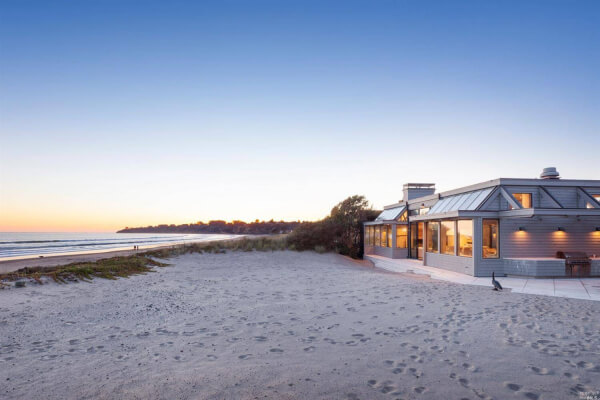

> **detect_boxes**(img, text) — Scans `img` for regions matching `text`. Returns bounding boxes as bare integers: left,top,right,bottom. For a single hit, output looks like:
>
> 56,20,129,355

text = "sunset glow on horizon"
1,1,599,232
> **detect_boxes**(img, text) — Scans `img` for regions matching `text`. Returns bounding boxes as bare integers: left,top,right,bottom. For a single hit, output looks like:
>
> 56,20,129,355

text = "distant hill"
117,220,302,235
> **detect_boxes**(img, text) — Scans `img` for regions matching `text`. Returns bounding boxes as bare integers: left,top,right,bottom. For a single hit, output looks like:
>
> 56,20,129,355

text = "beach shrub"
314,245,327,254
0,255,169,284
287,195,379,259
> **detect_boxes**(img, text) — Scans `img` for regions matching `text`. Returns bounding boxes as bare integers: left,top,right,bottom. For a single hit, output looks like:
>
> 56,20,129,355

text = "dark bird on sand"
492,271,503,291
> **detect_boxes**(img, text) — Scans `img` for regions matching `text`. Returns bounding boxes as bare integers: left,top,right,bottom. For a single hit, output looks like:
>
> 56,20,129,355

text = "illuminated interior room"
364,168,600,278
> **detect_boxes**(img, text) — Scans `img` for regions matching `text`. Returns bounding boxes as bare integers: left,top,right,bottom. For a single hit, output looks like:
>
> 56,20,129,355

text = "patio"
366,255,600,301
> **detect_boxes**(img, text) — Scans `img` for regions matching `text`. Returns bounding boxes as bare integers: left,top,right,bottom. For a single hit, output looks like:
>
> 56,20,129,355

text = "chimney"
402,183,436,202
540,167,560,180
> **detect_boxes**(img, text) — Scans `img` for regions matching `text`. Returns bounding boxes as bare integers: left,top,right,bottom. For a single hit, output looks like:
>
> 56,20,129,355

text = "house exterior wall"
364,246,408,259
499,217,600,258
367,177,600,278
424,252,474,275
504,259,567,277
473,217,503,277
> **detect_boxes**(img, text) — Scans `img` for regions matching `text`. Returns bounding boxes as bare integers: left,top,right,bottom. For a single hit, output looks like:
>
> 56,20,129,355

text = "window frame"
457,219,473,258
482,219,500,259
396,225,408,248
426,221,439,253
440,220,456,256
513,192,533,209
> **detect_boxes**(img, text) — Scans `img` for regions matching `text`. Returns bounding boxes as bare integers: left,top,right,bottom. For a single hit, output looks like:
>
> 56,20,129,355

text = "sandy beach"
0,237,241,274
1,250,599,400
0,247,153,274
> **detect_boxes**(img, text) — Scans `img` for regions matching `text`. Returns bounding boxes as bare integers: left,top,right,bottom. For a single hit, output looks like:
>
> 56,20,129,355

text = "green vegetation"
118,220,301,234
287,195,379,258
0,236,290,286
0,196,377,286
0,255,169,284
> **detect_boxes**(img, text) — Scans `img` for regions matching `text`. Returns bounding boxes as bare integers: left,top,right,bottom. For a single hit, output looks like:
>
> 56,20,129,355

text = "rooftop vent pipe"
540,167,560,179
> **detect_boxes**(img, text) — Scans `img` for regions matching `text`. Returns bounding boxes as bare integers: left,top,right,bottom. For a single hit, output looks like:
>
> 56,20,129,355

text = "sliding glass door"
410,222,424,260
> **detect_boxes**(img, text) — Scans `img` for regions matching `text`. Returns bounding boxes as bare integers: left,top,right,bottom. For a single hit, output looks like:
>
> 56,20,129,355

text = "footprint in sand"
238,354,252,360
367,379,402,396
269,348,283,353
529,366,553,375
504,382,521,391
303,346,315,352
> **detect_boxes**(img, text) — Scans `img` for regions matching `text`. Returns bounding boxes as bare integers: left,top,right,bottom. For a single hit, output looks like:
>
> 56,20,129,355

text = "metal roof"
375,206,406,221
427,187,494,215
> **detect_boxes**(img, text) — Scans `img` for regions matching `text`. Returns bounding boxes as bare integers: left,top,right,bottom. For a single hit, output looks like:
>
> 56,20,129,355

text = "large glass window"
426,222,439,253
386,226,392,247
375,226,380,246
398,211,407,222
513,193,532,208
396,226,407,248
483,219,499,258
441,221,455,255
381,225,388,247
365,227,371,245
457,220,473,257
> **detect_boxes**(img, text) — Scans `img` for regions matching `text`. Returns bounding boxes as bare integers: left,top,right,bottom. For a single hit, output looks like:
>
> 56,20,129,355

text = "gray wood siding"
424,252,474,275
480,194,501,211
593,260,600,275
539,188,561,208
543,187,578,208
500,217,600,258
473,217,505,277
364,245,408,259
504,259,569,277
477,259,504,277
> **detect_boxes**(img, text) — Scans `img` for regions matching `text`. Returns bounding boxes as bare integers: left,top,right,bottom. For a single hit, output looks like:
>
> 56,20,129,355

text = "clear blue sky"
1,0,599,231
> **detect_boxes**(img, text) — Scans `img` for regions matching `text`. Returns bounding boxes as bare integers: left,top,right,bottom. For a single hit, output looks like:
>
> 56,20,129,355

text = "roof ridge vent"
540,167,560,179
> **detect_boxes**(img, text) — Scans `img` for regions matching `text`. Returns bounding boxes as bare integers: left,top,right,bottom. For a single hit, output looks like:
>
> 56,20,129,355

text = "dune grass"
0,255,169,284
0,235,323,286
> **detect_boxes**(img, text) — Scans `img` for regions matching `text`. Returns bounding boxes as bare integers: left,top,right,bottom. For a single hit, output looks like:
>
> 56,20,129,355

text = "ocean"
0,232,237,260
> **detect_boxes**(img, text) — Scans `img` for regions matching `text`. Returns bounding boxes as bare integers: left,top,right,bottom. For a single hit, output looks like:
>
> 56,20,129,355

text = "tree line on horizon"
118,195,381,259
117,219,303,235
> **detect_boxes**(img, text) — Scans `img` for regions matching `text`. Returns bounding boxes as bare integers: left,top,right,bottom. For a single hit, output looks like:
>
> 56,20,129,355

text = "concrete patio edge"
365,255,600,302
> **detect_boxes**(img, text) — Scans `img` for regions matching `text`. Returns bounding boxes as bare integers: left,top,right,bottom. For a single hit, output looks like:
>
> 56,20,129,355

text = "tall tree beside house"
329,195,378,258
287,195,379,259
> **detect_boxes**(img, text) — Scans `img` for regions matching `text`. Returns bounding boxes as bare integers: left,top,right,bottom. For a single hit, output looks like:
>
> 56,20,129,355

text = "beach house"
364,168,600,277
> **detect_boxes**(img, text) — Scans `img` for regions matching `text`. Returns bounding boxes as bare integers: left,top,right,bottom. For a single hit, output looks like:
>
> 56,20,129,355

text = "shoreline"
0,235,244,274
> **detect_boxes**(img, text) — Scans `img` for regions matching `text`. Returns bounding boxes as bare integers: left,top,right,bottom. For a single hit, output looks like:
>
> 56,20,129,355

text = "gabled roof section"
375,206,406,221
427,187,494,215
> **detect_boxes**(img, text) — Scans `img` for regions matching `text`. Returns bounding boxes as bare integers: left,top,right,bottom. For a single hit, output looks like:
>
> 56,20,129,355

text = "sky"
1,0,599,232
